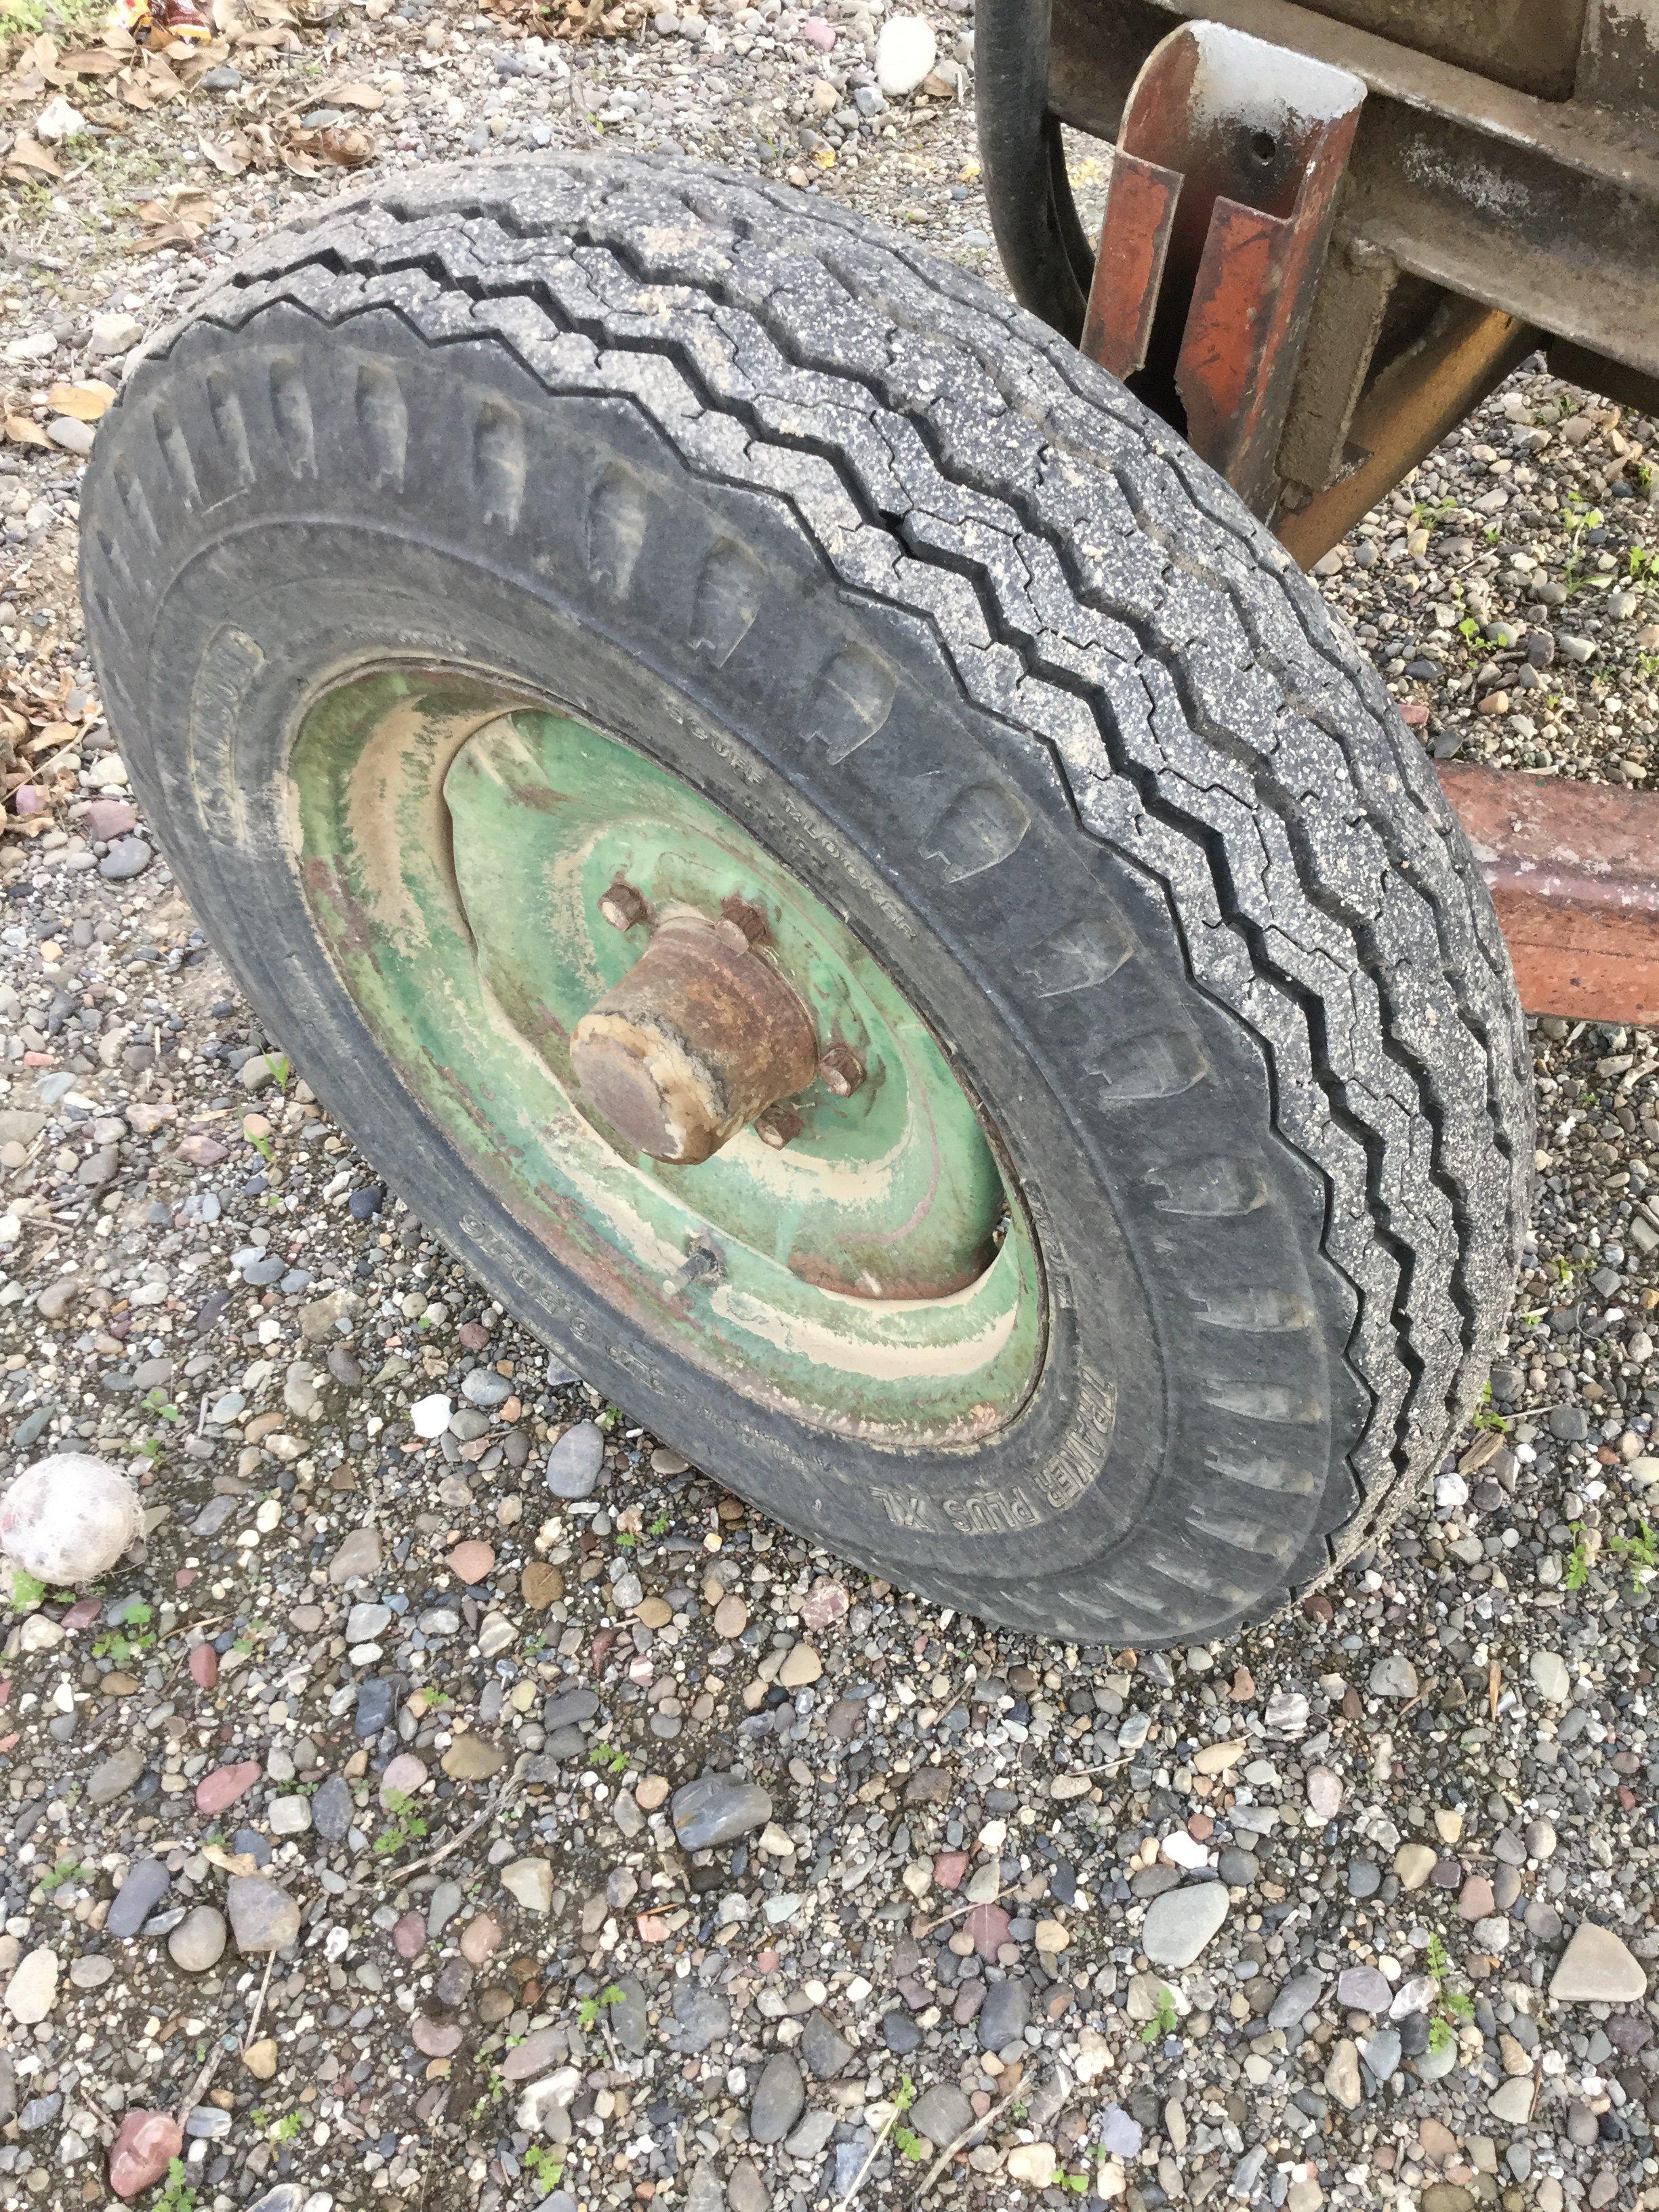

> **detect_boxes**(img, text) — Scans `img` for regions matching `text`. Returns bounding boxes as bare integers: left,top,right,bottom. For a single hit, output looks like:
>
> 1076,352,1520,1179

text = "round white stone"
0,1455,140,1584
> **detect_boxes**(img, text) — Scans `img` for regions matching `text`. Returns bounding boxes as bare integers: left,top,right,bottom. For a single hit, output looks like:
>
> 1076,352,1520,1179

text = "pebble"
546,1420,605,1498
108,2110,182,2200
167,1907,228,1973
750,2053,806,2142
1368,1655,1418,1699
501,1858,555,1913
1551,1921,1647,2003
977,1974,1029,2050
874,14,936,95
226,1876,302,1953
671,1773,773,1849
1530,1650,1571,1703
3,1947,58,2024
107,1858,171,1938
1141,1880,1230,1967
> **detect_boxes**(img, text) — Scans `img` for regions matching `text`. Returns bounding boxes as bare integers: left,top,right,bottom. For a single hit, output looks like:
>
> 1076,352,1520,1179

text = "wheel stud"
755,1102,804,1149
718,893,770,950
819,1042,865,1096
598,879,650,931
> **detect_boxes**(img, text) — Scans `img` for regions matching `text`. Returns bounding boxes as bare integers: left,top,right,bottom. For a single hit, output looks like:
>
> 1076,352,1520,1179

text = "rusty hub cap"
571,909,821,1164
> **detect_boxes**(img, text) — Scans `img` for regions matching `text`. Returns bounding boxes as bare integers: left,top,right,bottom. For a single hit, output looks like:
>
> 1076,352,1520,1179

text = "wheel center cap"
570,908,821,1164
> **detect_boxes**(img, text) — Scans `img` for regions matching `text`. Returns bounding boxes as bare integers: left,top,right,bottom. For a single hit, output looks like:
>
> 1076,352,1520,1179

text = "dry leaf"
46,381,117,422
284,123,375,168
325,79,384,109
199,134,249,175
201,1843,260,1877
28,722,77,752
5,136,64,178
54,47,127,75
3,417,49,449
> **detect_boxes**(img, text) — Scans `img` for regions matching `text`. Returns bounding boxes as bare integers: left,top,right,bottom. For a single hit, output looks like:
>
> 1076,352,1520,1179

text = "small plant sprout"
372,1788,429,1858
1141,1984,1179,2045
1608,1519,1659,1594
577,1983,626,2032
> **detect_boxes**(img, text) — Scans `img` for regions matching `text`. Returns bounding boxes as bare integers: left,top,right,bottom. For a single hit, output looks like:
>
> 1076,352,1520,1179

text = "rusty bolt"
754,1102,804,1150
717,893,770,951
598,879,650,932
819,1042,865,1097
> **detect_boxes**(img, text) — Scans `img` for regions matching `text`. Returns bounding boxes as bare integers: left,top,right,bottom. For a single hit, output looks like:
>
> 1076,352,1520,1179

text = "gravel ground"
3,5,1659,2211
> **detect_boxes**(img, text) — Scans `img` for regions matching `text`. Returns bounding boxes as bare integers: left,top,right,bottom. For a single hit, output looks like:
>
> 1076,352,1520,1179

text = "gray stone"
1269,1971,1324,2030
1361,2028,1401,2082
1337,1965,1393,2013
167,1906,227,1973
1100,2105,1143,2158
1141,1880,1230,1969
802,2008,856,2077
107,1858,170,1938
87,1746,144,1805
462,1368,512,1408
912,2084,974,2148
546,1420,605,1499
785,2109,836,2159
750,2053,805,2144
977,1975,1029,2051
611,1976,649,2056
98,837,152,882
346,1601,392,1643
312,1776,354,1842
670,1773,773,1851
684,2165,725,2212
669,1982,731,2054
1368,1656,1418,1699
226,1875,302,1954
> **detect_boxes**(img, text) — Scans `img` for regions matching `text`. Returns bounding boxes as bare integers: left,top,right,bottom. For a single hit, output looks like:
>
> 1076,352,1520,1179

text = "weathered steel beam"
1437,762,1659,1027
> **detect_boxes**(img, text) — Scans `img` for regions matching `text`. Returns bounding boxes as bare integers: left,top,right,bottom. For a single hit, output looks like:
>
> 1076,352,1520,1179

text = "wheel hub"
290,670,1044,1443
570,906,821,1164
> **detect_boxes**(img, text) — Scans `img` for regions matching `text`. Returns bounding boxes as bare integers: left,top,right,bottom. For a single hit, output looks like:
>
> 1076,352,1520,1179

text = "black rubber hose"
975,0,1094,342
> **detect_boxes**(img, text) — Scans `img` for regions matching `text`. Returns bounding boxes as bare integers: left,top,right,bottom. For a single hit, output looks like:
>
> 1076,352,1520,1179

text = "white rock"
410,1393,452,1439
501,1857,554,1913
47,417,96,457
1530,1650,1571,1704
1551,1921,1647,2003
874,14,937,96
89,312,144,357
5,330,58,364
1006,2145,1057,2188
35,96,87,144
517,2066,581,2133
4,1946,59,2025
0,1455,140,1584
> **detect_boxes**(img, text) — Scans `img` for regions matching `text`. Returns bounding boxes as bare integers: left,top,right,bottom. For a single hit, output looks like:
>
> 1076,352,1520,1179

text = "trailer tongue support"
1081,18,1365,514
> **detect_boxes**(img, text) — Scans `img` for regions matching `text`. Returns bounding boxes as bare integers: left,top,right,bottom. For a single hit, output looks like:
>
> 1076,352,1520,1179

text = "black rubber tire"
81,153,1532,1647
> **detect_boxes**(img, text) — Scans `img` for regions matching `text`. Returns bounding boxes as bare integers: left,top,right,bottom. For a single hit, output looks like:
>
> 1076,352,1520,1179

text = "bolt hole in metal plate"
291,669,1044,1445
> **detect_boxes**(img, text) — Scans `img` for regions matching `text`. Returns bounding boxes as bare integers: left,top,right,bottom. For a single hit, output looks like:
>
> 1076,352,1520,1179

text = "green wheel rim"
292,668,1044,1445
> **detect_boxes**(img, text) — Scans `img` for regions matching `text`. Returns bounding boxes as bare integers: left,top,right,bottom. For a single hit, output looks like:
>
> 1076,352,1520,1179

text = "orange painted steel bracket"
1437,762,1659,1028
1081,18,1366,513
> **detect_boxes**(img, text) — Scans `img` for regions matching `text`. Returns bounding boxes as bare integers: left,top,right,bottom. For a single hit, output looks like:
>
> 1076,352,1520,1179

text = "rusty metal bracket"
1437,763,1659,1028
1081,18,1366,514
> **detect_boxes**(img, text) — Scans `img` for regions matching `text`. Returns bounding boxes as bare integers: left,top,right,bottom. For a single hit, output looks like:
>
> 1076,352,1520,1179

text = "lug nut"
598,879,650,931
755,1103,804,1149
819,1042,865,1097
717,893,770,950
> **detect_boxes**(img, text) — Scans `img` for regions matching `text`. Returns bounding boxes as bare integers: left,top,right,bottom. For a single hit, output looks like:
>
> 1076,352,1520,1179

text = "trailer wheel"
81,156,1531,1645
